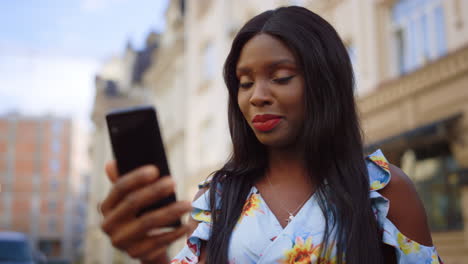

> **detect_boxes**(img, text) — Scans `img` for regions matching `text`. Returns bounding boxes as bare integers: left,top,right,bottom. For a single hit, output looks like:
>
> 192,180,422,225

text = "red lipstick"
252,114,282,132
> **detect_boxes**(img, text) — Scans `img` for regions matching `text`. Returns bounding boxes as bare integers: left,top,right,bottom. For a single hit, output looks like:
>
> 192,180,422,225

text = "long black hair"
206,6,383,264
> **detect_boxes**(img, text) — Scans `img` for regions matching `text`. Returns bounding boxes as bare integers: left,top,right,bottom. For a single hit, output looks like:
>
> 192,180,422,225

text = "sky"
0,0,169,129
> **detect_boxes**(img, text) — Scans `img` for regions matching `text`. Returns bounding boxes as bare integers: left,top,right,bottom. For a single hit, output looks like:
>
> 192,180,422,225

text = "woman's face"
236,33,305,149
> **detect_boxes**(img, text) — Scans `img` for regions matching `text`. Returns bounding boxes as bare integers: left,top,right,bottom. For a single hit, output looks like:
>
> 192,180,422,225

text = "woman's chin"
256,134,296,150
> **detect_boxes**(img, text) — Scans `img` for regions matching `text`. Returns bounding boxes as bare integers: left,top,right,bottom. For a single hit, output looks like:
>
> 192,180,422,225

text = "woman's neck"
266,147,310,186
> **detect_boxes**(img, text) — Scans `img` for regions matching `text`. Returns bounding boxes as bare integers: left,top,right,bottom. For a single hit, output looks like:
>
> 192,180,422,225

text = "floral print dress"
171,150,443,263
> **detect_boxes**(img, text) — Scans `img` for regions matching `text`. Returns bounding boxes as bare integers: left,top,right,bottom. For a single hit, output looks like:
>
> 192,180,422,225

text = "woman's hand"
100,161,192,263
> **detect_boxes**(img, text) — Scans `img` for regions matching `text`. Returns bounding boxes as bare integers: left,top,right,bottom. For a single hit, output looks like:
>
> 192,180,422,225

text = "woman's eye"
273,75,295,84
239,82,253,89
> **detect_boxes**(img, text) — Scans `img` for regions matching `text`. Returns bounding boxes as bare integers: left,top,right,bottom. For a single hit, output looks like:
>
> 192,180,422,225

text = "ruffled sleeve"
366,149,444,264
171,179,220,264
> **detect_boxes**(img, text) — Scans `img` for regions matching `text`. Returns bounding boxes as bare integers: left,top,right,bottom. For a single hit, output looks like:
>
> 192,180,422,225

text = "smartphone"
106,105,180,227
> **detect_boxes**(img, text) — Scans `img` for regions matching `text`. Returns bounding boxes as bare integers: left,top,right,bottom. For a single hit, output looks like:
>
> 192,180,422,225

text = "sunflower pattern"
171,149,443,264
367,150,391,191
369,153,390,173
241,191,265,217
397,232,421,255
281,236,337,264
280,236,319,264
170,257,196,264
431,252,442,264
192,209,211,223
370,180,385,190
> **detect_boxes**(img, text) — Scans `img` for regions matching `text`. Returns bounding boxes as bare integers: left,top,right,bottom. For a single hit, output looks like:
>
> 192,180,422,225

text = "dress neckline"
251,185,317,230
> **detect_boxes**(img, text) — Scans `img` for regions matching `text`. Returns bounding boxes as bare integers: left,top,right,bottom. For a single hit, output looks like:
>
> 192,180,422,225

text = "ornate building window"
391,0,447,75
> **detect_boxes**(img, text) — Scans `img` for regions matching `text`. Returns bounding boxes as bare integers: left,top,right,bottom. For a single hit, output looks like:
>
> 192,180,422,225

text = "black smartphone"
106,105,180,227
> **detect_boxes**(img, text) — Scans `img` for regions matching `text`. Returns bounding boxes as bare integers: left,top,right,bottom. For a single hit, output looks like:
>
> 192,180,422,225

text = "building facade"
141,0,187,256
338,0,468,262
0,114,87,262
84,33,159,264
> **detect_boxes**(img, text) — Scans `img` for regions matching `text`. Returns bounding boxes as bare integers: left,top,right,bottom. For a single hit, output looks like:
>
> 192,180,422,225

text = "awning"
364,113,463,153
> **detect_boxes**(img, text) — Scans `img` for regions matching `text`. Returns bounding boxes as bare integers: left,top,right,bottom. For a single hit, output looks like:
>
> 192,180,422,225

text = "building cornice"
358,44,468,115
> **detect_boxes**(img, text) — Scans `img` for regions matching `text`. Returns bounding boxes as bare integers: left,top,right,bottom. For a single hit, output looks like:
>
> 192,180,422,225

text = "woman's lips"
252,114,282,132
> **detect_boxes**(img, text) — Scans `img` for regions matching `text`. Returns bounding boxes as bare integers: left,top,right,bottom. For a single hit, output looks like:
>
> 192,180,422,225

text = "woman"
100,6,442,264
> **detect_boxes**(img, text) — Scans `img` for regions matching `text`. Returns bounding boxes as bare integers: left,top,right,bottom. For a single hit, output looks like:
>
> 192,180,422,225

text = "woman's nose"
249,81,273,107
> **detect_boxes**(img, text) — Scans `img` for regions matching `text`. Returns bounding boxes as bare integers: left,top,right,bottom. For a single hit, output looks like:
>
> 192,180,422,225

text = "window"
202,42,216,81
51,121,63,135
48,200,57,211
32,174,40,185
51,139,60,154
391,0,447,75
38,239,61,257
1,194,12,228
48,218,57,232
50,178,59,191
345,42,359,91
49,159,59,173
395,28,405,72
401,143,463,231
105,80,119,96
434,5,447,55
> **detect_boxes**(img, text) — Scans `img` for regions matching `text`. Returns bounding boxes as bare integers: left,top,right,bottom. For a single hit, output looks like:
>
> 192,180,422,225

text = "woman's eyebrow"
267,59,297,70
236,59,297,75
236,67,251,75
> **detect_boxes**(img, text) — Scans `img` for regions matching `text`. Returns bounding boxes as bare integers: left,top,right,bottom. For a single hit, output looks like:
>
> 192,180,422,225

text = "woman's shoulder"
379,163,434,246
366,149,434,248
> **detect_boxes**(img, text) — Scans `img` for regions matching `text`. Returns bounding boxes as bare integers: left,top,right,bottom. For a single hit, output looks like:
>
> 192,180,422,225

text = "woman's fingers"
101,165,159,216
105,160,119,183
125,224,191,259
99,163,188,262
109,201,192,247
140,245,169,262
101,177,177,234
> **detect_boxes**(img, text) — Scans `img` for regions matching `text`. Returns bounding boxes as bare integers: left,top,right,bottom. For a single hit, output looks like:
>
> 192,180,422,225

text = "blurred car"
0,231,34,264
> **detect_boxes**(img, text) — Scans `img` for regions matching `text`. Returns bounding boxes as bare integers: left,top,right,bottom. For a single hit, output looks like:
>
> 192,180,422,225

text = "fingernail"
161,177,174,187
144,166,157,179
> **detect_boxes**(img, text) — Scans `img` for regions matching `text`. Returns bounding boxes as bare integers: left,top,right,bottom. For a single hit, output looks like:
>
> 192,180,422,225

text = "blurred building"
306,0,468,262
142,0,186,256
84,32,159,264
0,113,88,262
69,120,91,262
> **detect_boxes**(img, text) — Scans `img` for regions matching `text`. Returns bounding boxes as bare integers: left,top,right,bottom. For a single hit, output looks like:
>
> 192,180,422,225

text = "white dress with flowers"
171,150,443,264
